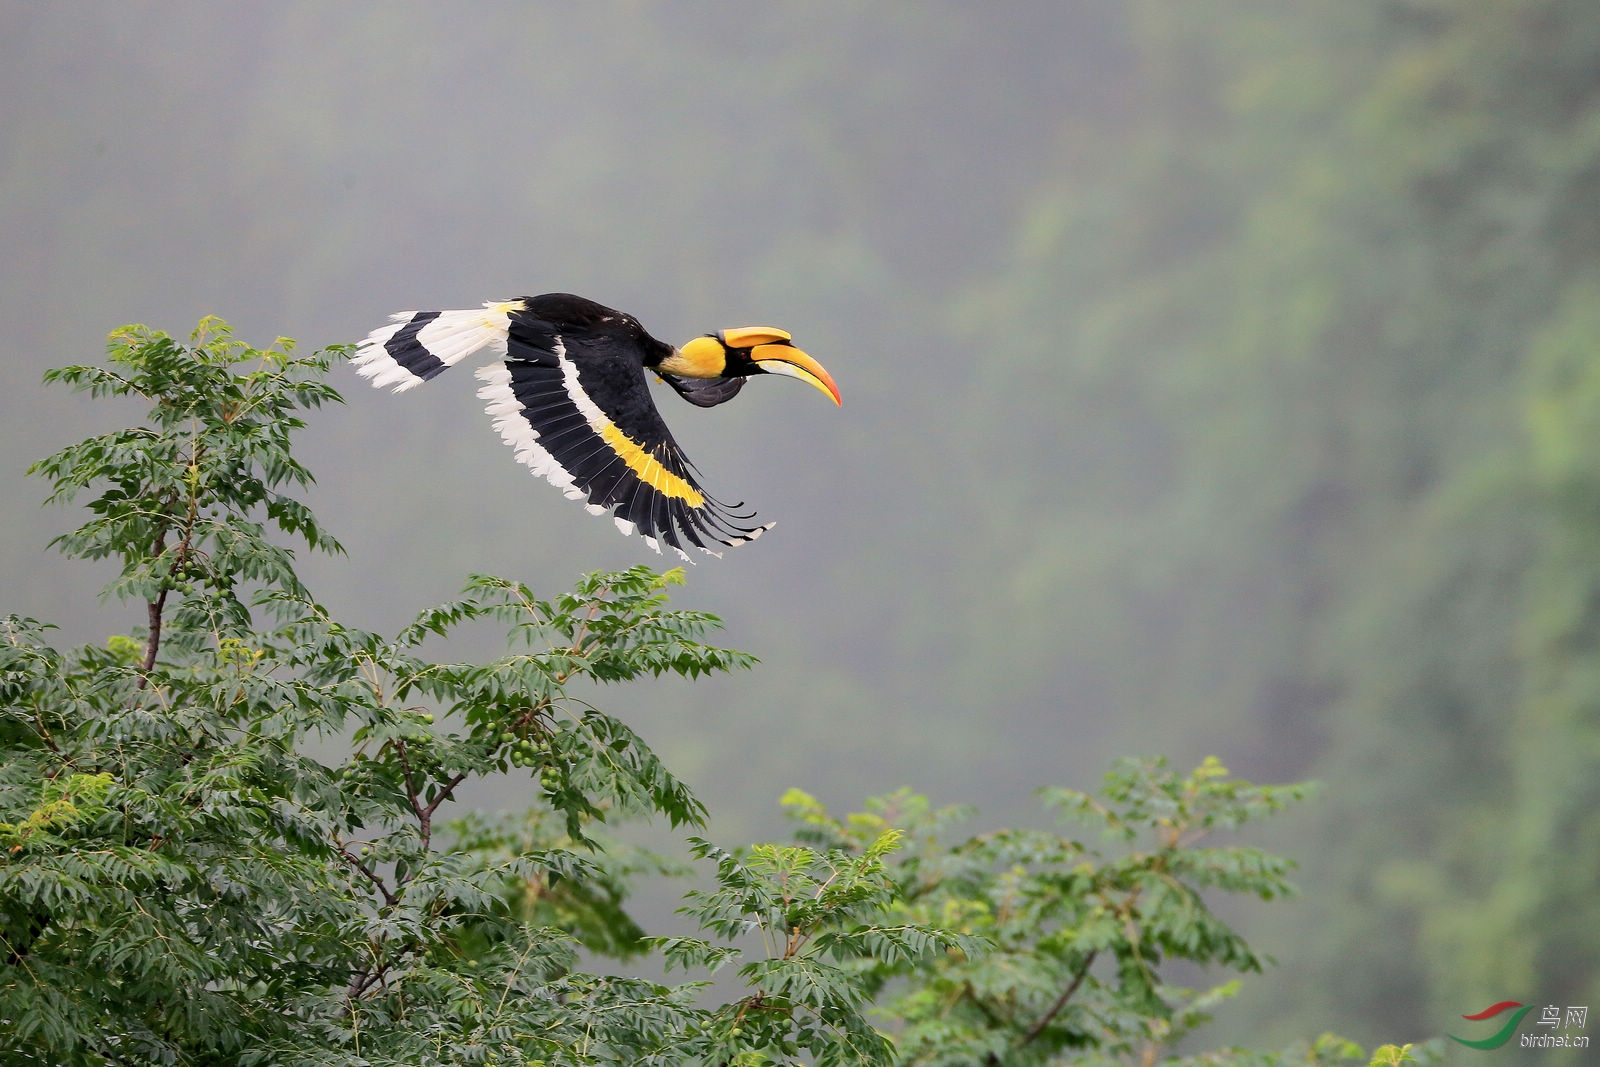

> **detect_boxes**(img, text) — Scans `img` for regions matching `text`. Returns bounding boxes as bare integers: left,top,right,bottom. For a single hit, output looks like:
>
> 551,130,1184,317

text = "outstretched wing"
473,313,770,557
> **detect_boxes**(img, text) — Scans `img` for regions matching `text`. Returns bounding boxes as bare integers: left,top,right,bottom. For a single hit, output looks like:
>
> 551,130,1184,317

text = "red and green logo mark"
1450,1001,1535,1050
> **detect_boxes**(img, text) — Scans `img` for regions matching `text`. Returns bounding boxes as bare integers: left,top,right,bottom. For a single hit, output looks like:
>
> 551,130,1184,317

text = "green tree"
781,760,1344,1067
1,321,752,1064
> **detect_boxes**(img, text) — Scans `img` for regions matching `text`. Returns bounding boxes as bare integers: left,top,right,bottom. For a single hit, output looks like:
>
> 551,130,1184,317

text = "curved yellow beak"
750,343,842,406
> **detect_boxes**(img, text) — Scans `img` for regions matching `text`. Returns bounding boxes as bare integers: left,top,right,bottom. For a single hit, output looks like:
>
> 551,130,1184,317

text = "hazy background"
5,1,1599,1056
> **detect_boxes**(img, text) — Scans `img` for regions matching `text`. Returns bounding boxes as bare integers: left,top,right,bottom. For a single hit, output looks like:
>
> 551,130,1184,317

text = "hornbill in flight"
353,293,840,558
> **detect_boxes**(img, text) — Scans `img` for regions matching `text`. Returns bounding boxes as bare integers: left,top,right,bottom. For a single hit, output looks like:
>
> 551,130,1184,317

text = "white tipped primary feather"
724,522,774,546
614,516,636,537
350,320,417,390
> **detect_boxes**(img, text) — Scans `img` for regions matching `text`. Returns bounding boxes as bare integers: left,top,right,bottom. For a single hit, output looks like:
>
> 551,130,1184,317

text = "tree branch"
420,771,470,834
137,470,201,691
393,739,468,854
345,953,387,1006
1020,949,1098,1047
136,588,170,689
136,517,172,690
337,842,397,907
392,737,422,823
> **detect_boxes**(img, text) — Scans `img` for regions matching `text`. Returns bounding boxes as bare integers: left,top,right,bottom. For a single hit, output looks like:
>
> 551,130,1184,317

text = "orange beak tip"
749,342,841,407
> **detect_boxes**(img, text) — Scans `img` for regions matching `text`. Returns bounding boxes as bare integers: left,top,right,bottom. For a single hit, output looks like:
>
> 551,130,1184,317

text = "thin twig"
136,516,172,690
420,771,469,831
1020,948,1099,1047
137,447,202,691
392,739,423,834
337,843,398,908
541,586,608,685
345,952,386,1004
394,736,469,851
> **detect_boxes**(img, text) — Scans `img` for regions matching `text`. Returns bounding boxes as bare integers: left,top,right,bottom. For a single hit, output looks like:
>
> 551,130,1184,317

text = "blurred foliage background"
4,0,1599,1053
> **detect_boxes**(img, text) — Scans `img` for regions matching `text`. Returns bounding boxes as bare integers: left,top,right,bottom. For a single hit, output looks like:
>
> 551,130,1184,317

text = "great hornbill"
353,293,840,557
